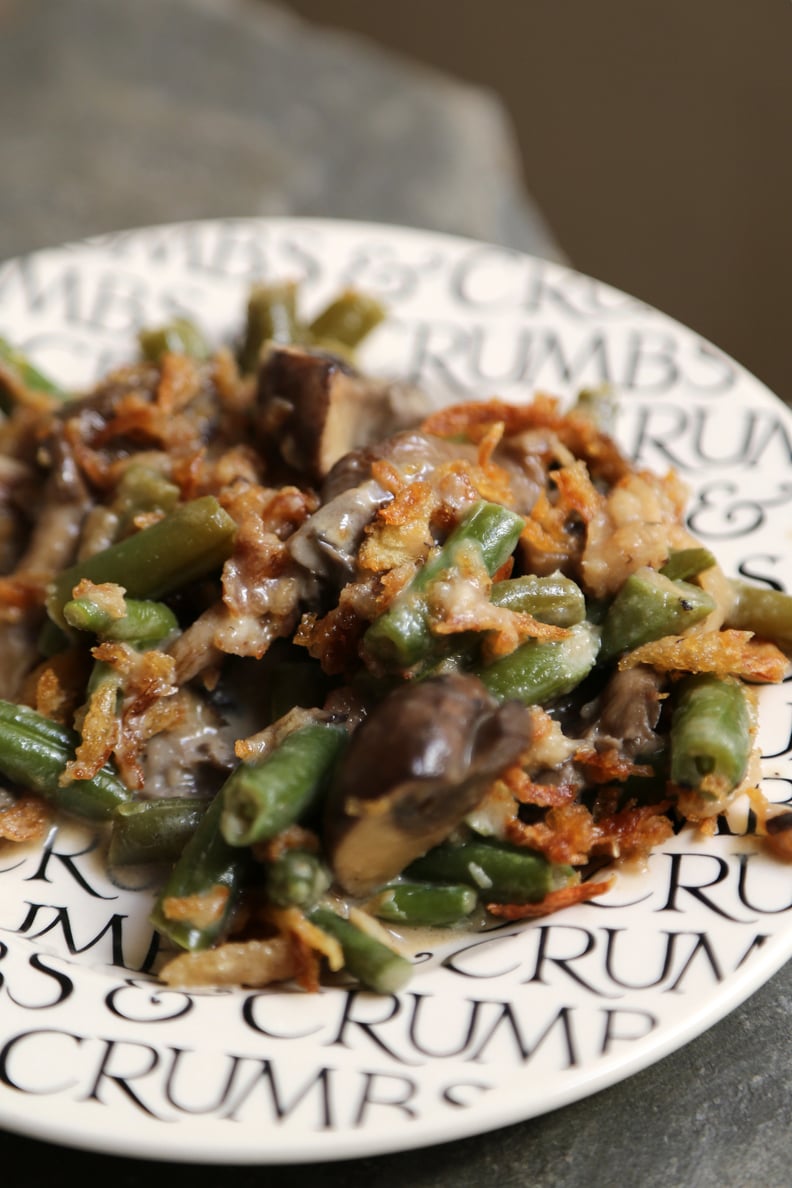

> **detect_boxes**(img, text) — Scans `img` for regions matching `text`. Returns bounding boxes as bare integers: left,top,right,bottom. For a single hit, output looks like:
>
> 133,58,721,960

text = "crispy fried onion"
359,432,522,579
582,469,690,599
159,937,298,989
295,576,382,676
70,578,127,619
214,483,317,659
421,394,630,484
437,421,516,508
619,628,789,683
426,538,568,658
162,884,230,929
358,463,437,574
520,459,601,576
486,876,616,920
60,642,179,789
496,793,674,869
158,905,345,991
234,705,335,763
0,794,52,843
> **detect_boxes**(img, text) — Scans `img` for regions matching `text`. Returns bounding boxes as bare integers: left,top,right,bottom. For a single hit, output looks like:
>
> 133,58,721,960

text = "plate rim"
0,213,791,1164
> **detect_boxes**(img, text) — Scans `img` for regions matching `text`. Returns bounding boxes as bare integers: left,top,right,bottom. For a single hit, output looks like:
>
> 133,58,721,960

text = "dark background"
281,0,792,403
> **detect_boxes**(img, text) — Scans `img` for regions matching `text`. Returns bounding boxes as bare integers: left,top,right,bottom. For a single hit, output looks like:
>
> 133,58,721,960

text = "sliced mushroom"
287,477,390,584
255,345,428,485
324,673,533,897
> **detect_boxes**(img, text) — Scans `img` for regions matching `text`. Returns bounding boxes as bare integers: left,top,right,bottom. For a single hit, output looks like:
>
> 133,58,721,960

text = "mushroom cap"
324,672,533,897
255,345,428,485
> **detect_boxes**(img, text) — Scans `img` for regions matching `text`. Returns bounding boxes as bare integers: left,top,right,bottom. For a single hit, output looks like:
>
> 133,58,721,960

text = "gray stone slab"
0,0,562,262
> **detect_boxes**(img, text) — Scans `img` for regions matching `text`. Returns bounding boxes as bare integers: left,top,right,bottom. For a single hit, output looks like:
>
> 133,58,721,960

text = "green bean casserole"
0,282,790,995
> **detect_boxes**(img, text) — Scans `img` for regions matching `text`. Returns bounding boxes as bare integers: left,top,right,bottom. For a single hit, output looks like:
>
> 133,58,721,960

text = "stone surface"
0,0,561,263
0,2,789,1186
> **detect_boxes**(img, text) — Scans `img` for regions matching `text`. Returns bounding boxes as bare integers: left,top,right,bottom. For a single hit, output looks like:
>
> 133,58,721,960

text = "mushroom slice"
288,477,390,584
325,673,533,897
255,345,428,485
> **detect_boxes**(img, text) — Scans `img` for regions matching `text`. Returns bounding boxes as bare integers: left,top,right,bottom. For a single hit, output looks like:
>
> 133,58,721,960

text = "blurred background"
279,0,791,402
1,0,789,399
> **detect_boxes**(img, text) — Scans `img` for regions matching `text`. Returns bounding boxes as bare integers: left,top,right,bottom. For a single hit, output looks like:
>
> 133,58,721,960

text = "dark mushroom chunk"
765,810,792,861
589,664,666,758
255,345,428,486
324,672,533,897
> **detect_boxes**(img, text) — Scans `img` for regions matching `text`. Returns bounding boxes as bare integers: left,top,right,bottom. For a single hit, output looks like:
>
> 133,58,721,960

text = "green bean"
0,700,130,820
724,579,792,650
405,838,574,905
111,464,181,536
109,798,211,866
265,849,332,909
670,674,751,797
307,906,412,994
138,317,210,363
37,618,71,658
238,280,302,373
47,496,236,625
367,881,478,926
220,723,347,847
72,658,123,805
307,289,386,352
63,594,178,646
0,335,66,402
149,789,250,951
599,567,715,663
490,572,586,626
420,574,587,679
475,621,600,705
85,656,121,703
363,501,525,671
660,547,717,582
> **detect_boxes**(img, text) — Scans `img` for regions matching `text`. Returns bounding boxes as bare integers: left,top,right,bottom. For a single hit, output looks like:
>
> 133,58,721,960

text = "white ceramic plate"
0,217,791,1165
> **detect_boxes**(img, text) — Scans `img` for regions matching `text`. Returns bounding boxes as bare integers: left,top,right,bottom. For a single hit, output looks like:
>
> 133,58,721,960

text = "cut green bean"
367,881,478,926
475,621,600,705
37,618,71,658
220,723,347,847
84,658,121,725
238,280,301,373
670,674,751,797
307,289,386,352
265,849,332,909
490,572,586,626
406,838,574,905
421,574,587,679
149,789,250,951
109,798,211,866
599,567,715,663
47,496,236,625
660,547,717,582
363,501,525,671
63,594,178,646
111,464,181,536
0,700,130,820
307,905,412,994
138,317,210,363
0,335,67,402
724,579,792,650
